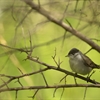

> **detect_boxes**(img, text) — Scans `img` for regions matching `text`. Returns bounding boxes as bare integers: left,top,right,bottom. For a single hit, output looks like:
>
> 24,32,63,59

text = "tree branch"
0,68,49,88
27,56,100,84
1,84,100,93
22,0,100,52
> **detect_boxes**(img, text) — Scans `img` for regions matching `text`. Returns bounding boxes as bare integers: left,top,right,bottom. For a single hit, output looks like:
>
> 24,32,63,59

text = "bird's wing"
81,53,100,69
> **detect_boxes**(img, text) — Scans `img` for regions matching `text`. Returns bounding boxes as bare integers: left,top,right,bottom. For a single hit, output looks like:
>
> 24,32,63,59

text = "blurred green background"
0,0,100,100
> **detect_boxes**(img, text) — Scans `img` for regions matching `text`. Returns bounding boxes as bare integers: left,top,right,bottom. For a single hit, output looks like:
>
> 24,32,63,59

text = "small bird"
66,48,100,75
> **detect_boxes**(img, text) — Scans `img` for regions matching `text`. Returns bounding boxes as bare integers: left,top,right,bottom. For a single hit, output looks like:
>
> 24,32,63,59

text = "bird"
65,48,100,75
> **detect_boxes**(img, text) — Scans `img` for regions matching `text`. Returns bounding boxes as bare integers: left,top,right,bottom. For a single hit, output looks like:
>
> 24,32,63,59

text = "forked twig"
52,48,63,68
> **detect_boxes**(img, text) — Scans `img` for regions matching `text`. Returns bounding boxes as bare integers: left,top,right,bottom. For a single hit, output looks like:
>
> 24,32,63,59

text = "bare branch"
83,87,88,100
53,87,58,97
41,71,48,86
60,88,65,100
84,48,93,54
22,0,100,52
17,67,24,75
15,90,18,100
29,31,33,56
60,1,70,21
0,78,9,89
59,75,68,83
0,34,71,57
0,43,31,54
17,78,23,87
27,56,100,84
15,8,33,30
32,89,39,99
0,78,14,89
52,48,63,68
52,48,60,67
0,68,48,88
28,89,39,99
1,84,100,93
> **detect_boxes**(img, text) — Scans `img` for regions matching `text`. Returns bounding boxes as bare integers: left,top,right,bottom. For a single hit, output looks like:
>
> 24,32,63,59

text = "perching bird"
66,48,100,75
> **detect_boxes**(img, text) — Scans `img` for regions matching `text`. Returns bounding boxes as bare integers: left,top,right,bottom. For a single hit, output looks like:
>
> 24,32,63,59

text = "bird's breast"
69,54,92,75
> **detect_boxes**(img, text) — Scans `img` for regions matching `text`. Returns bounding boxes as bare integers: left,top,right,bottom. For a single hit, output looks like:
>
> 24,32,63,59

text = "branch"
22,0,100,52
1,84,100,93
0,68,49,88
27,56,100,84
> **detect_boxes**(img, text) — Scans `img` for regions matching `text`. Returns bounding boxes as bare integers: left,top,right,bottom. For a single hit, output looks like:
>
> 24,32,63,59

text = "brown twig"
59,75,68,83
60,88,65,100
52,48,62,68
15,90,18,100
28,89,39,99
41,71,48,86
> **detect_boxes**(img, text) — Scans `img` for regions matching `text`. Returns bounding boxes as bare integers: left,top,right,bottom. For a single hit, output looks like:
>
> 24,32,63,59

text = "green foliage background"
0,0,100,100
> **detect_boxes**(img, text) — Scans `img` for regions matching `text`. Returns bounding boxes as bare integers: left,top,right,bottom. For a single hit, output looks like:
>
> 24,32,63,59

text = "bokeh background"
0,0,100,100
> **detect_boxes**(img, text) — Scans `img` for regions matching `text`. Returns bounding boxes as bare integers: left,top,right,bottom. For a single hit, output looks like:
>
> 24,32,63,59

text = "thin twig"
83,87,87,100
59,75,68,83
84,48,93,54
15,90,18,100
0,78,9,89
28,89,39,99
17,78,23,87
32,89,39,99
53,87,58,97
60,88,65,100
17,67,23,75
41,71,48,86
52,48,62,68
